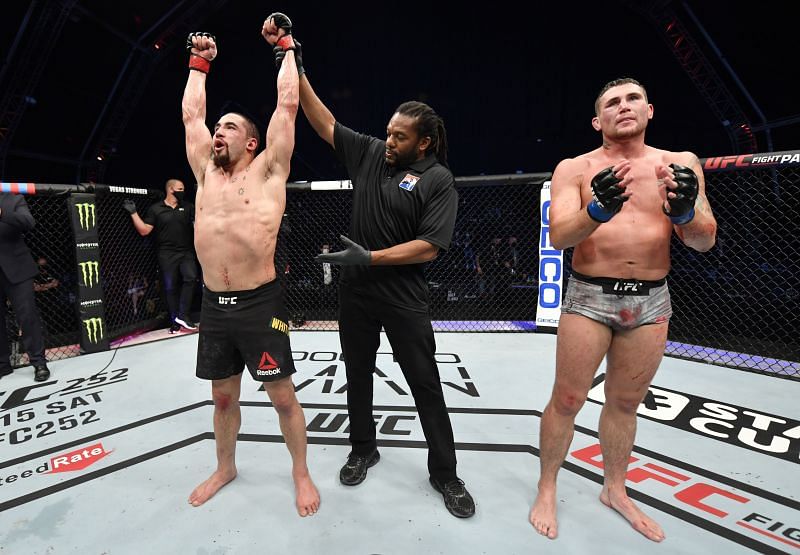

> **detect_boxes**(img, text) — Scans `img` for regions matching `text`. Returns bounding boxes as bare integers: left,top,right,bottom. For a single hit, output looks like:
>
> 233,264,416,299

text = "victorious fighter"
181,14,319,516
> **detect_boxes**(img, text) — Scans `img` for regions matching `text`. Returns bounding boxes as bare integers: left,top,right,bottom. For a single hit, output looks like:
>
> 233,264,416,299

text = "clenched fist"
186,32,218,61
262,13,295,50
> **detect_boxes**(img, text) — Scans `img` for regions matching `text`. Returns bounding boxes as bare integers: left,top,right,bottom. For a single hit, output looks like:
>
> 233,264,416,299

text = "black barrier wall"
2,151,798,379
67,193,109,352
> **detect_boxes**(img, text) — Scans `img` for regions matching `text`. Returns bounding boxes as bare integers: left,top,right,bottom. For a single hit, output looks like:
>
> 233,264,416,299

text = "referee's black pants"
338,287,458,483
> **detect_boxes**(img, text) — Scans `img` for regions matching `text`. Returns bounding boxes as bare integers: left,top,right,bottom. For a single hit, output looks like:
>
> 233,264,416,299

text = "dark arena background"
2,4,800,554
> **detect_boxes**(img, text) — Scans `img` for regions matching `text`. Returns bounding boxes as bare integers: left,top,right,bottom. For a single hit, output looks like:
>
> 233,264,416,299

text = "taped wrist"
587,200,614,223
273,43,304,76
188,54,211,74
276,35,295,51
669,207,695,225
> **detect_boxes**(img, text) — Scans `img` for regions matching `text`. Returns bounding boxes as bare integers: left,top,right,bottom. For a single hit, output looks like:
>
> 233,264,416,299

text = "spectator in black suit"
0,193,51,381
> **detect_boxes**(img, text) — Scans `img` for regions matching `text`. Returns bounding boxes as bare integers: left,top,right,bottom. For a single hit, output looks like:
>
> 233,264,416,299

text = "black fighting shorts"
196,280,296,382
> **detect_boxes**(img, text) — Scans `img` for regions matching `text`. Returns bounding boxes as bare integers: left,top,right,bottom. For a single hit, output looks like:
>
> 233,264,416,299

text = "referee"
123,179,199,332
278,43,475,518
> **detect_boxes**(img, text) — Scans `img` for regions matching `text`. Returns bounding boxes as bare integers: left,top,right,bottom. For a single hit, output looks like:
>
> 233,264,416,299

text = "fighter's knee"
271,394,297,415
604,395,641,415
212,392,237,411
551,390,586,416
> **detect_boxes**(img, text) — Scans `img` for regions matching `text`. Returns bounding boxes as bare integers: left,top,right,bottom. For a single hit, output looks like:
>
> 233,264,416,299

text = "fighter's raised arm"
182,32,216,186
260,13,299,182
271,29,335,148
184,13,319,518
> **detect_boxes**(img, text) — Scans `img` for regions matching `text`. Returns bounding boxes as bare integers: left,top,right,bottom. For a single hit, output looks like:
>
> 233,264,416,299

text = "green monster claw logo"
78,261,100,288
83,318,104,344
76,203,96,230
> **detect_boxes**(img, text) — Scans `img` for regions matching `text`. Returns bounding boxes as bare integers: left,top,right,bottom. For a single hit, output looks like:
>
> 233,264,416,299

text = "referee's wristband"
188,54,211,74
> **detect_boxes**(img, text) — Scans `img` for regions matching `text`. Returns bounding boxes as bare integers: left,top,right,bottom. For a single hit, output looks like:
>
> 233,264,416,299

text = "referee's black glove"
314,235,371,266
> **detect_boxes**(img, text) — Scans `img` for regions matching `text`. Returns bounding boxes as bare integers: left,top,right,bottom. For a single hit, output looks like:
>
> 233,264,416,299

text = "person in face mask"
123,178,199,333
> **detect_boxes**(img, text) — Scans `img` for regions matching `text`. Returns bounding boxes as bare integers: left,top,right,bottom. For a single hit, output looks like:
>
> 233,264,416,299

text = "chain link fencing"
4,187,168,367
6,192,80,364
666,157,799,377
4,152,799,380
94,191,172,338
279,176,546,329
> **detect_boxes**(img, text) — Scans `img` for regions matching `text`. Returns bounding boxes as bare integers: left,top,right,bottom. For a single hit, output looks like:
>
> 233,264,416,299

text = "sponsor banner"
0,443,113,488
44,443,112,474
106,185,149,195
68,193,109,353
588,375,800,464
69,193,98,239
76,248,101,292
700,150,800,173
569,439,800,553
536,181,562,330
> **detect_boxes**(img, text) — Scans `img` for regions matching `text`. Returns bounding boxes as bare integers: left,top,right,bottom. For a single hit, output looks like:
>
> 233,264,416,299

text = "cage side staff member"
124,179,199,332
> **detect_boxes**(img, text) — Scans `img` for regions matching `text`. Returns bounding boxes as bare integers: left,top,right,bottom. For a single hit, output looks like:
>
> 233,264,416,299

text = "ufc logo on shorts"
614,281,640,293
218,296,238,305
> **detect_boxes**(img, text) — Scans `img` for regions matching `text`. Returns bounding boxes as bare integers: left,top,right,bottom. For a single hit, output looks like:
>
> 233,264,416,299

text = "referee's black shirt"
334,122,458,311
142,201,195,253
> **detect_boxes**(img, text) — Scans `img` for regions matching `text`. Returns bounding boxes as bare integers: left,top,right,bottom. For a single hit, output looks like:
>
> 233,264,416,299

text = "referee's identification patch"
398,174,420,191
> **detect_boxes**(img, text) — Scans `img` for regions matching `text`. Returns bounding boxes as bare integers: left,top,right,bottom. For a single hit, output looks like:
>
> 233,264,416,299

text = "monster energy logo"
83,318,104,344
76,202,96,230
79,261,100,288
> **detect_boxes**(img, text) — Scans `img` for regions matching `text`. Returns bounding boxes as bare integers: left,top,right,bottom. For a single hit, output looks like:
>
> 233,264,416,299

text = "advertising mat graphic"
588,374,800,463
1,345,796,553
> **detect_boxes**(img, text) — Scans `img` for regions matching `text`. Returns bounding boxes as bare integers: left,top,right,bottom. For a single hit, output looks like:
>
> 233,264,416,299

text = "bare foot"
294,473,320,517
188,468,237,507
600,488,665,542
529,487,558,539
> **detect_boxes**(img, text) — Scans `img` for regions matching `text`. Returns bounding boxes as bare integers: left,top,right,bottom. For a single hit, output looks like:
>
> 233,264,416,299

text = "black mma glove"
186,32,217,74
314,235,371,266
122,199,137,215
586,167,629,223
267,12,295,50
664,163,698,225
274,40,304,76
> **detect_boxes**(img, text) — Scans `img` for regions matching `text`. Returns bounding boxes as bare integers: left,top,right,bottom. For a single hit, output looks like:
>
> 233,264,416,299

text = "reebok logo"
257,352,280,376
